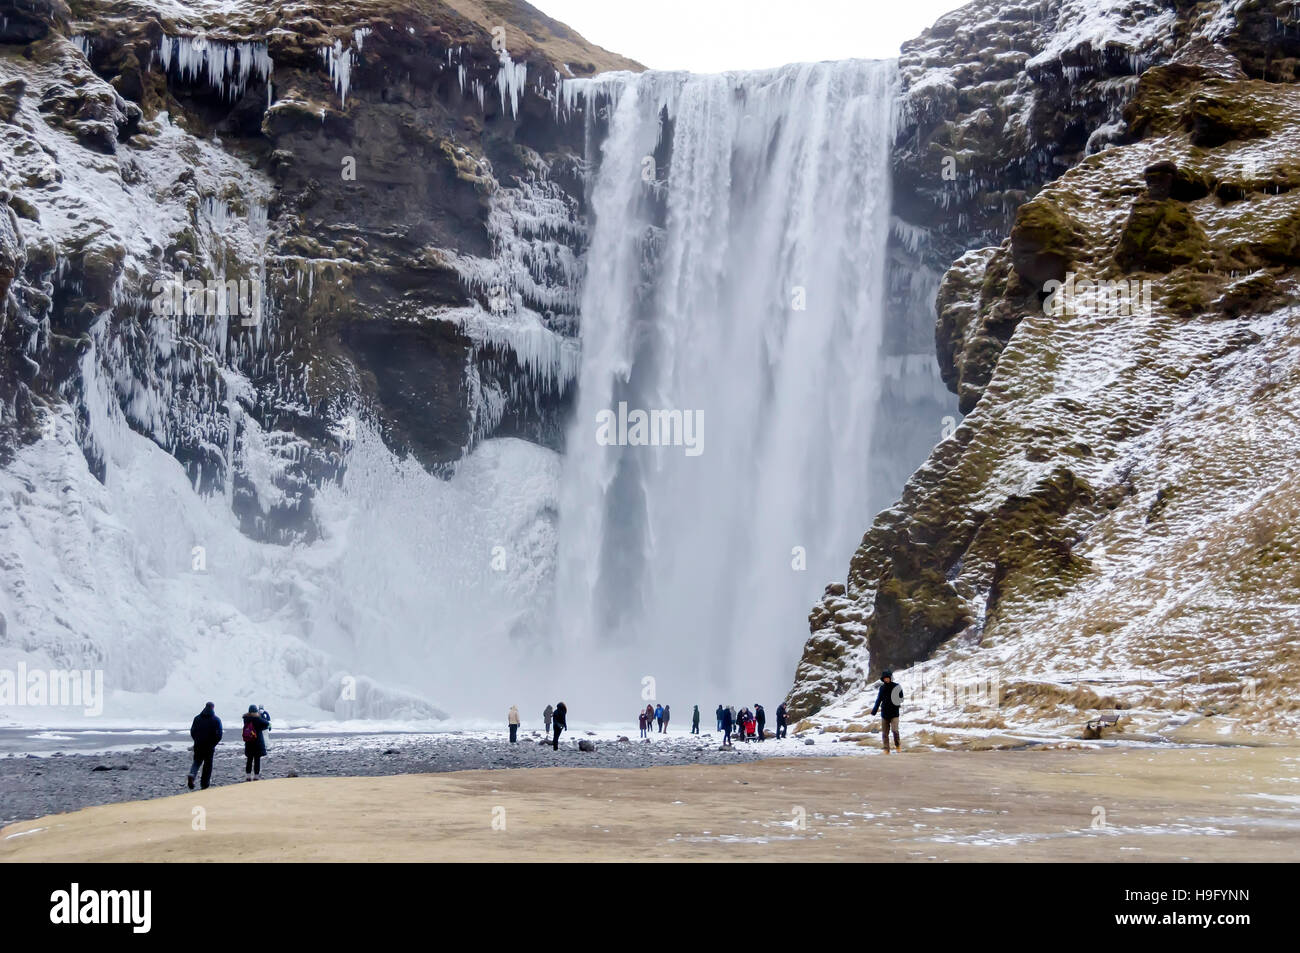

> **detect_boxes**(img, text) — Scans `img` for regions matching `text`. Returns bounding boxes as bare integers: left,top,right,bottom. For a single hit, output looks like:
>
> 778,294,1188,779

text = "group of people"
638,703,676,736
509,702,569,749
715,702,784,744
185,701,272,789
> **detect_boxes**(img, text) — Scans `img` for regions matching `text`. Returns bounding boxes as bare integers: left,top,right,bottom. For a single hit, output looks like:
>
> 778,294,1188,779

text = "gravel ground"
0,728,864,827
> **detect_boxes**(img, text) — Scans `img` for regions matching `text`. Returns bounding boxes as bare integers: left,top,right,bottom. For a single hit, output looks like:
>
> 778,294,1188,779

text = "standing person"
691,705,700,734
508,705,520,743
654,703,664,733
715,704,724,732
755,703,766,741
721,704,733,745
871,670,904,753
639,710,648,739
775,701,788,739
663,704,671,732
241,704,270,781
187,701,222,790
544,703,553,734
645,703,655,732
552,701,567,750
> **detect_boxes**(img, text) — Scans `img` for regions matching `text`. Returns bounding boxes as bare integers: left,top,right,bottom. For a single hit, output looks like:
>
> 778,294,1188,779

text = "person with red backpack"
241,704,271,780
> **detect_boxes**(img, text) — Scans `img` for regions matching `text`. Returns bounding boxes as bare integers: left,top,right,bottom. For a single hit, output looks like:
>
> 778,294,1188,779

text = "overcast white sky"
531,0,972,72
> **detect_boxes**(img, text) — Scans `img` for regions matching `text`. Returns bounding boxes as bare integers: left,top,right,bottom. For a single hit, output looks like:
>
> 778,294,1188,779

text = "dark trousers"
189,749,214,789
245,755,261,775
509,724,518,742
723,727,731,744
692,723,699,734
553,725,563,749
776,719,787,738
757,721,765,740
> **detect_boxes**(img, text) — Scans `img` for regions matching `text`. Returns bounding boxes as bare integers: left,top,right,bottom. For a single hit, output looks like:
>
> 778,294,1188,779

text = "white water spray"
553,60,898,713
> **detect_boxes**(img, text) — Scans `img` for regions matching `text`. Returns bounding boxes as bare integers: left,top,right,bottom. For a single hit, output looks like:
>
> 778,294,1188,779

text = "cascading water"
553,60,899,712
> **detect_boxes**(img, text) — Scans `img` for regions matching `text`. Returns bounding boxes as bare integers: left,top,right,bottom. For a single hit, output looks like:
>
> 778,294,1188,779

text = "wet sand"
3,746,1297,862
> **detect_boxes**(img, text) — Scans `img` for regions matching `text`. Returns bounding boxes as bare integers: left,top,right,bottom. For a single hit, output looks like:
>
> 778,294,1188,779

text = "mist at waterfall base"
0,61,905,729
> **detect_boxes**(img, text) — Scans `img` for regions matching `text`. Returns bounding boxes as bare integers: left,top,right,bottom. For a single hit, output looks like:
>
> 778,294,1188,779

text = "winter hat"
248,704,258,713
204,702,215,711
881,670,893,679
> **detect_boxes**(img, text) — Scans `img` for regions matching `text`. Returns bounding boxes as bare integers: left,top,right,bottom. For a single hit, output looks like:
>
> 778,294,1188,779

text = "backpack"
242,720,258,742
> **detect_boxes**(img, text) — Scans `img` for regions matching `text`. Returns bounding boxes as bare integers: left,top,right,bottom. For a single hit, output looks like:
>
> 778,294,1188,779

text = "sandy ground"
3,745,1297,861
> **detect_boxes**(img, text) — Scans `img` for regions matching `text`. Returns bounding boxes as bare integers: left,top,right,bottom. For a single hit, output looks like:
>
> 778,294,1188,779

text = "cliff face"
791,0,1300,741
1,0,637,543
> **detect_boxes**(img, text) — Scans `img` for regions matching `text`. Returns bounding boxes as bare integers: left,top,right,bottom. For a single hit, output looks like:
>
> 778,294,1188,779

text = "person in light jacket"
544,703,554,733
508,705,520,743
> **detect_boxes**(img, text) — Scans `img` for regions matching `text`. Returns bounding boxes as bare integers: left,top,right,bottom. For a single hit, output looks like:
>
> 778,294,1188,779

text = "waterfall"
2,53,911,726
553,61,899,711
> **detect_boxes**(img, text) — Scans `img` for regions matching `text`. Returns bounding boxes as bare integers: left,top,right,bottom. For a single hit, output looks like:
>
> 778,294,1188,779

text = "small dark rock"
1143,160,1178,199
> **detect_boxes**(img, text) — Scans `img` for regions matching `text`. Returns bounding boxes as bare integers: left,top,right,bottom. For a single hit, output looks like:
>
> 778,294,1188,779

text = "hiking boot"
187,775,195,790
244,773,252,782
253,774,261,781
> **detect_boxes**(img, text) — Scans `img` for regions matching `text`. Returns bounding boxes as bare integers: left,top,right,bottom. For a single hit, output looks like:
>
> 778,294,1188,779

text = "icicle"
496,52,527,119
155,34,273,100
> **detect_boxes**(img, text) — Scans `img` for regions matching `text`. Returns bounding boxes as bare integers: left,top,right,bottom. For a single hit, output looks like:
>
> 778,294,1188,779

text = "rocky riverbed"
0,729,866,827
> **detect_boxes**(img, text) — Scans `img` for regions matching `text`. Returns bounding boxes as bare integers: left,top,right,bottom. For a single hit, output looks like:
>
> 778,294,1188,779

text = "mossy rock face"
1125,63,1211,138
870,570,972,672
1010,198,1079,288
1187,88,1272,148
1114,197,1210,273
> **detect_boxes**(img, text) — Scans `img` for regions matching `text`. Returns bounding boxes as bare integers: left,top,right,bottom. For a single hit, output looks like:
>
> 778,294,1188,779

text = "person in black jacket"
241,704,271,780
721,705,733,745
775,702,788,739
552,701,567,750
870,670,903,753
187,702,222,790
715,704,724,732
754,703,766,741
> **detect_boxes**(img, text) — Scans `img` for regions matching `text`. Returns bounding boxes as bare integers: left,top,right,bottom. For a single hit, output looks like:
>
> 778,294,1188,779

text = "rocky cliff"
1,0,637,544
792,0,1300,743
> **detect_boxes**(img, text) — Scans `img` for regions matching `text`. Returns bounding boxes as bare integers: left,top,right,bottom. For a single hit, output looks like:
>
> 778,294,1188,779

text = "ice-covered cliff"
0,0,637,723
